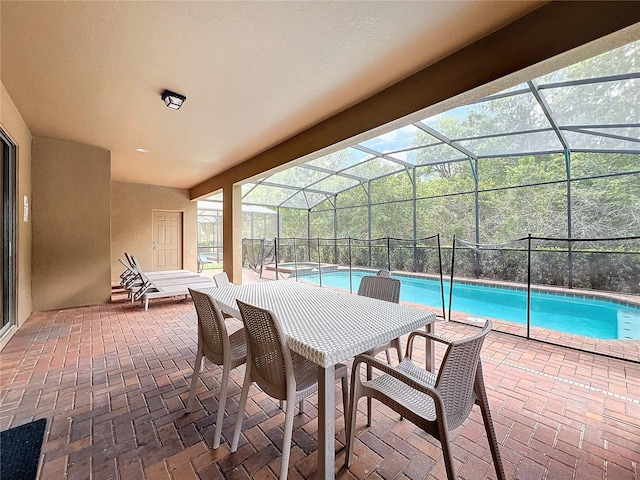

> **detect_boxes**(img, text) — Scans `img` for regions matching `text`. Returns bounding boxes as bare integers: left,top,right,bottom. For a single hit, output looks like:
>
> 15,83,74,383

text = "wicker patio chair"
231,300,349,480
213,271,231,287
345,320,505,480
357,275,402,425
186,289,247,449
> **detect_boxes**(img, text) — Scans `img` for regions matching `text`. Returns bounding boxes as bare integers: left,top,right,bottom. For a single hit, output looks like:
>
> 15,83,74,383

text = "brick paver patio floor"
1,275,638,479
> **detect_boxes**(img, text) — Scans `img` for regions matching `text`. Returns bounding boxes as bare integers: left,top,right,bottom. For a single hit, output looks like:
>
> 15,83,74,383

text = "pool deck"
263,262,339,277
1,268,637,479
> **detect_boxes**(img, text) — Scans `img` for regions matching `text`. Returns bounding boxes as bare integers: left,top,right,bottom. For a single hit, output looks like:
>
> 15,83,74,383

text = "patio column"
222,184,243,284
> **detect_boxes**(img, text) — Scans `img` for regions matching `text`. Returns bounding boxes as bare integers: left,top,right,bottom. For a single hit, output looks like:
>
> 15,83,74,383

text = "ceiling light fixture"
136,148,149,153
161,89,186,110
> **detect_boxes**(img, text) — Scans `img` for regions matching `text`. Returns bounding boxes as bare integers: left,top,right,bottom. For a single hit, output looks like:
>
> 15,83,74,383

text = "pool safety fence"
450,234,640,353
244,234,639,295
241,235,640,360
244,235,447,320
451,234,640,294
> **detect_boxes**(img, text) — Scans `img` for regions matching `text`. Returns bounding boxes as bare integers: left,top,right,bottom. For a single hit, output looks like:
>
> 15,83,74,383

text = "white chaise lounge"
140,277,216,311
118,253,215,309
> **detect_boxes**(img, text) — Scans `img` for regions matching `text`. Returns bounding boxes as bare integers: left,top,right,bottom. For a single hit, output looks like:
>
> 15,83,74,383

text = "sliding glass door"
1,129,17,336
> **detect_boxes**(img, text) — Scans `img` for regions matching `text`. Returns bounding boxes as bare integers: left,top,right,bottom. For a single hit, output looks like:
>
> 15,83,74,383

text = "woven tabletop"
197,280,435,368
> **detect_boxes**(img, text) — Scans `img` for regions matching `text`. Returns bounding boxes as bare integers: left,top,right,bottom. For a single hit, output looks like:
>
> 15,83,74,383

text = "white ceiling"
1,1,542,189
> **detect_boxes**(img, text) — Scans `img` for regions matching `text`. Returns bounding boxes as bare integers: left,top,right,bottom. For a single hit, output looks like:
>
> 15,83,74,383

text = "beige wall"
111,181,197,284
31,138,111,310
0,82,32,349
0,87,207,350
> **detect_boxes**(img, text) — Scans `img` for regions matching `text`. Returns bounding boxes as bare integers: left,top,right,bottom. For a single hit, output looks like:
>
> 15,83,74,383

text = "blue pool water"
299,270,640,340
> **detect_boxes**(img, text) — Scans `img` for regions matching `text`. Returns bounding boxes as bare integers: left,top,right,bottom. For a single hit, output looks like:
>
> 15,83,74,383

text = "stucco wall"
0,82,32,349
31,138,111,310
111,181,197,284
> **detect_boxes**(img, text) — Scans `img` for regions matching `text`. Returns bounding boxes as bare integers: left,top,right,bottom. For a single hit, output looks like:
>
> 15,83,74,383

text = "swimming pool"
299,270,640,340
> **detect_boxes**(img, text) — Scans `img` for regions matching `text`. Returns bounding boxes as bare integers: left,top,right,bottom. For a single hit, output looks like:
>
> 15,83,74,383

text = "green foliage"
280,208,307,237
572,251,640,293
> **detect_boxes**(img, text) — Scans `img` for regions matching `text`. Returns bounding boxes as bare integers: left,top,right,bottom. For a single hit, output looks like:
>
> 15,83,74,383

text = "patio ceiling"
237,40,640,210
1,1,543,189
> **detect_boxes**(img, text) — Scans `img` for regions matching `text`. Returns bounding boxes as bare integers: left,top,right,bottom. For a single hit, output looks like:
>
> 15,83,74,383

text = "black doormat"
0,418,47,480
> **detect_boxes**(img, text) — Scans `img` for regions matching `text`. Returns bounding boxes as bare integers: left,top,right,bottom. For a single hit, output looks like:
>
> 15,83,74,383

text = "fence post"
367,181,372,267
437,234,446,321
317,237,323,287
527,234,532,339
568,238,574,289
307,209,311,259
293,237,298,282
259,238,265,278
348,237,353,294
448,235,456,322
333,194,338,263
274,238,279,280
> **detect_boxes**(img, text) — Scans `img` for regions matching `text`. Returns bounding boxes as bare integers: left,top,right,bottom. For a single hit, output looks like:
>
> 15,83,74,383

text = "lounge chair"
139,273,215,311
118,258,197,292
130,270,206,302
119,253,204,301
119,253,215,310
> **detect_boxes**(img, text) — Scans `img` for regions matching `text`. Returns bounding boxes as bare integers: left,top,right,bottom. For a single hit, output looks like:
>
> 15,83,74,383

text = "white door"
152,211,183,271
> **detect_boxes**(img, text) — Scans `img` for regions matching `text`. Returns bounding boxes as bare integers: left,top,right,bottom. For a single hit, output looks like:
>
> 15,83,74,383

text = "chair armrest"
405,329,452,359
352,355,442,403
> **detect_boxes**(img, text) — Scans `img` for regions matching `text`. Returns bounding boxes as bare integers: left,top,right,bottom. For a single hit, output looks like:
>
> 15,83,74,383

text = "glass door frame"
1,128,17,338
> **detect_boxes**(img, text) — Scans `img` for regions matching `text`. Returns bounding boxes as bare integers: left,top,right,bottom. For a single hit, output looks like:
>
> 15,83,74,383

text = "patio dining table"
197,280,436,479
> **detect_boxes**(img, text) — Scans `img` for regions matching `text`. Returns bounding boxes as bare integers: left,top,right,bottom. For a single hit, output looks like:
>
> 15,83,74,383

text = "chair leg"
366,363,373,427
186,349,203,413
231,364,252,452
475,362,506,480
433,397,457,480
212,364,230,449
280,393,296,480
279,400,306,415
392,339,404,421
393,338,403,362
439,431,457,480
345,373,361,467
341,375,349,428
385,349,392,364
